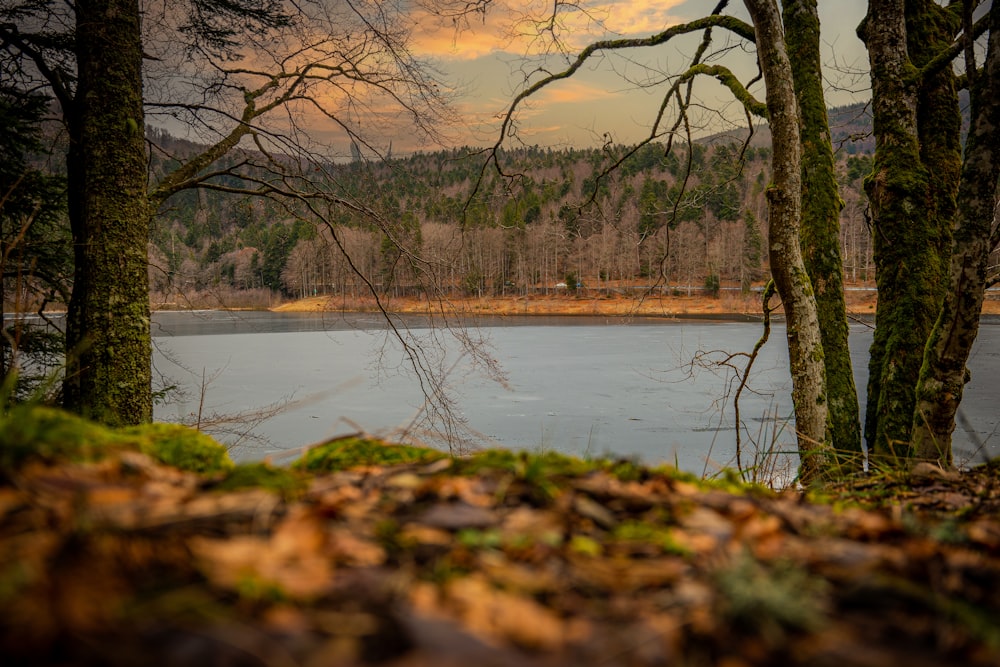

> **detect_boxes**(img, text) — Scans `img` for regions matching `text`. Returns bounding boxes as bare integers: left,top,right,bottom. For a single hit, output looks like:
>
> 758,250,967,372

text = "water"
151,311,1000,474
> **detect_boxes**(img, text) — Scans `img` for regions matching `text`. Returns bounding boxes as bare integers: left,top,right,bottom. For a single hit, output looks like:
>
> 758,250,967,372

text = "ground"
271,287,1000,318
2,411,1000,666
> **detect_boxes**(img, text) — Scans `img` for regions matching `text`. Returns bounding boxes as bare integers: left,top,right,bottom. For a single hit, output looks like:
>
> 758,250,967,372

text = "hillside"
701,100,875,154
147,126,877,312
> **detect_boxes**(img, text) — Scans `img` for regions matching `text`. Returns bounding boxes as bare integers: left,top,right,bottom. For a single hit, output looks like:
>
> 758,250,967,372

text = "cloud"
411,0,688,62
593,0,688,36
536,79,619,105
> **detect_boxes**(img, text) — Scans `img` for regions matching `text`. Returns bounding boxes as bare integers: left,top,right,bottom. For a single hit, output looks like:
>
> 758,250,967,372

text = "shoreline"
271,289,1000,319
10,290,1000,319
270,290,879,319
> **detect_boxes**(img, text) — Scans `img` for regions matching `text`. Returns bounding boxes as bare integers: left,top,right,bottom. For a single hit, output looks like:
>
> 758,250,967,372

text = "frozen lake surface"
152,311,1000,476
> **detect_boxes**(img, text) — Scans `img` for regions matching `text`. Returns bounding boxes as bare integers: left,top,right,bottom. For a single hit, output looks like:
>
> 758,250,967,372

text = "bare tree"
479,0,997,476
2,0,501,436
479,0,834,480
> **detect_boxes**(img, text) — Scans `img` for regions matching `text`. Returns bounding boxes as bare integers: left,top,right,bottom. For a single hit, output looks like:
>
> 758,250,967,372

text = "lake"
151,311,1000,476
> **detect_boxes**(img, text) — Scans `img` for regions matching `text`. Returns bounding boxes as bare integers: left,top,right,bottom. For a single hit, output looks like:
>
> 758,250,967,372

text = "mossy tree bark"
782,0,861,471
858,0,958,464
912,1,1000,465
63,0,151,426
745,0,832,483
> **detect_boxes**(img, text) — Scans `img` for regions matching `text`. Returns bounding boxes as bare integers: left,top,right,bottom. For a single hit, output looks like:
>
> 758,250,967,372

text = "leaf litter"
2,435,1000,666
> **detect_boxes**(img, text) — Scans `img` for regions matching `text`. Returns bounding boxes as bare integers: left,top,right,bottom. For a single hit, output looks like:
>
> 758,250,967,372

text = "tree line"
145,139,876,306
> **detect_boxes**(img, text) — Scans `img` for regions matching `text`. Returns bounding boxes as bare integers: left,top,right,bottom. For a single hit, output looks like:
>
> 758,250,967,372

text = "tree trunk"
63,0,151,426
783,0,861,470
912,1,1000,465
859,0,947,463
745,0,832,483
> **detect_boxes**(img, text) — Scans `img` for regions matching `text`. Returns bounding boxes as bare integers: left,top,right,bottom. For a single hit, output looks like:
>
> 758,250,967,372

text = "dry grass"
271,287,919,319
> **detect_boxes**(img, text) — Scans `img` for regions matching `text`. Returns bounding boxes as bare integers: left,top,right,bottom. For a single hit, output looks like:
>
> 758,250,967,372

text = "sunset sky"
401,0,871,152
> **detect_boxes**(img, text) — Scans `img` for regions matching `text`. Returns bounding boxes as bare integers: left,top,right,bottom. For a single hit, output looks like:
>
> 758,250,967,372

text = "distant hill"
702,91,972,156
701,101,874,154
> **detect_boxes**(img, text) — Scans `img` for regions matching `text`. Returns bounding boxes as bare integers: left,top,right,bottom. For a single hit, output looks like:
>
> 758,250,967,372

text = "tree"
744,0,832,480
483,0,996,477
783,0,862,467
482,0,834,481
62,0,151,426
858,0,961,462
2,0,488,427
910,1,1000,463
854,0,1000,467
0,86,71,400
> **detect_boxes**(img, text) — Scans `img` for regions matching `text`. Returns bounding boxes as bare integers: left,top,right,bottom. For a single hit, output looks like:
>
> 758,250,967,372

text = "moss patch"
292,437,446,472
0,406,233,475
0,406,135,470
123,422,233,474
214,463,306,500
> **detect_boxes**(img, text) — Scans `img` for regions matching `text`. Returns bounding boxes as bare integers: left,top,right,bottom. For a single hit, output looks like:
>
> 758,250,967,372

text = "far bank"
270,289,883,319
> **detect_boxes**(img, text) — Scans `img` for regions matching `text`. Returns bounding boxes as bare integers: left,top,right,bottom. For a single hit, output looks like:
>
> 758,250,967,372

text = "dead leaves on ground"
2,452,1000,666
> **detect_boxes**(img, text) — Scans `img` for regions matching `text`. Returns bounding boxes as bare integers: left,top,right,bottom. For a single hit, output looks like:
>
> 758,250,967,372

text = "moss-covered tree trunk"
782,0,861,471
745,0,832,483
859,0,957,463
63,0,152,426
912,1,1000,465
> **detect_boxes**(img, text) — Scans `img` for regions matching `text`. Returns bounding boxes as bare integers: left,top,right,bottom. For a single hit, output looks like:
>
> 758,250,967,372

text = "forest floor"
272,287,1000,319
2,408,1000,666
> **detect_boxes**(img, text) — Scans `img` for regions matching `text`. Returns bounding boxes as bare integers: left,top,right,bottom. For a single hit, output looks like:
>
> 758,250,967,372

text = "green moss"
456,528,503,550
568,534,602,557
613,520,690,556
0,407,232,476
0,405,135,470
456,449,595,478
698,467,774,496
123,422,233,474
292,437,446,472
715,552,830,642
214,463,305,499
456,449,668,483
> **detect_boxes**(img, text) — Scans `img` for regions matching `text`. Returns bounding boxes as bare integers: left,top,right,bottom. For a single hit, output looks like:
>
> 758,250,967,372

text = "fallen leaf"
329,526,387,567
573,494,617,529
417,503,499,530
445,574,568,650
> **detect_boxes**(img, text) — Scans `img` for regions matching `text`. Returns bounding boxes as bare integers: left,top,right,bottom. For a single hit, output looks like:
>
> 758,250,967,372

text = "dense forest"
143,103,879,310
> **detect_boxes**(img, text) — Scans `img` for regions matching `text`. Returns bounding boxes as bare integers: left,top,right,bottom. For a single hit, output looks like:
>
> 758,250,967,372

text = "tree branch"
913,10,991,86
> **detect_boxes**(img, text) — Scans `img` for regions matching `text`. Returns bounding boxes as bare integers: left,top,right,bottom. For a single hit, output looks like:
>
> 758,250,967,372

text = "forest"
143,112,878,310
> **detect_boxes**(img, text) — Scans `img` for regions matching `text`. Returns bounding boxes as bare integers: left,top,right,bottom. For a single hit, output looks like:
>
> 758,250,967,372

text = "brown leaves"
191,507,335,600
3,450,1000,665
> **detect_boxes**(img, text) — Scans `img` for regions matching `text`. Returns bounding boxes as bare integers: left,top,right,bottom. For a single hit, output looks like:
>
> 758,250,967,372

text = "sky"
400,0,871,152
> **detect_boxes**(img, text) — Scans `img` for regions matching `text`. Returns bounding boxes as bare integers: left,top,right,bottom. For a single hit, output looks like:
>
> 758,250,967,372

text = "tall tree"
745,0,832,481
911,0,1000,464
859,0,962,462
60,0,151,425
783,0,862,468
482,0,835,480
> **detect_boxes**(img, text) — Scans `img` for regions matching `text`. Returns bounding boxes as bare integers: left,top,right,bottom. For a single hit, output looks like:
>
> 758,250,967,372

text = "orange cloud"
412,0,687,61
536,79,619,105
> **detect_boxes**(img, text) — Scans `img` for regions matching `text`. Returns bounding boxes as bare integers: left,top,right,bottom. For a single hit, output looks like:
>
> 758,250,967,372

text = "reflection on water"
152,311,1000,475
